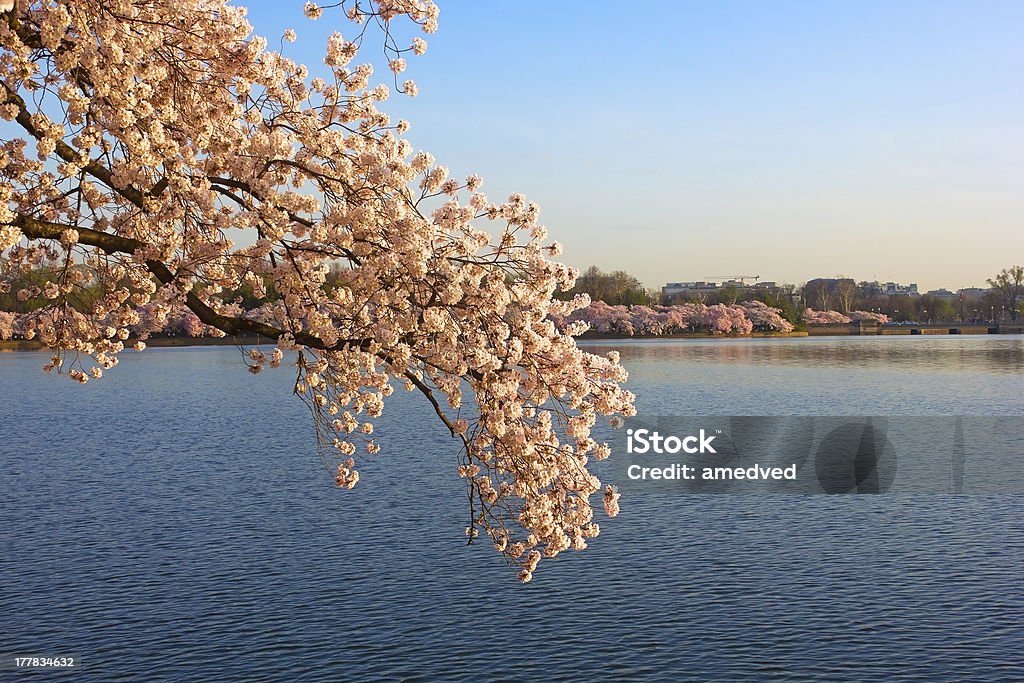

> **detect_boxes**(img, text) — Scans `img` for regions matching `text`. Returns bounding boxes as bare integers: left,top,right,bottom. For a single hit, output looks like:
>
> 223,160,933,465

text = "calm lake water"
1,336,1022,681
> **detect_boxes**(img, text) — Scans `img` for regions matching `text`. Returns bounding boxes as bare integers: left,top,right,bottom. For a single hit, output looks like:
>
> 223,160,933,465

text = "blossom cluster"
0,0,635,580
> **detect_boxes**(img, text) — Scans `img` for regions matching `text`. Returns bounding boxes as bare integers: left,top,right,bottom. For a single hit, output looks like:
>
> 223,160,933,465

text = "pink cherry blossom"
0,0,634,581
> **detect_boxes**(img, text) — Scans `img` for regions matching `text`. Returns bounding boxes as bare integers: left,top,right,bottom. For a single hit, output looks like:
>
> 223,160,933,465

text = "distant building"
803,278,856,308
958,287,989,301
881,281,919,296
662,281,722,300
862,280,919,297
662,278,786,304
924,288,958,301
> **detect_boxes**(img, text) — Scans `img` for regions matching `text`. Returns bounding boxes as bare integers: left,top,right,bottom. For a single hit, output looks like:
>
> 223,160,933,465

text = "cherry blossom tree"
601,304,637,336
131,300,209,338
803,308,851,324
653,305,688,333
807,307,891,325
673,302,707,331
741,300,794,333
848,310,889,323
628,305,662,335
0,1,636,582
987,265,1023,321
703,303,753,335
0,308,13,338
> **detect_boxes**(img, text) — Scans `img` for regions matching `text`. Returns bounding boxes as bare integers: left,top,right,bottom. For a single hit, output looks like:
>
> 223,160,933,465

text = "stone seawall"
807,322,1015,336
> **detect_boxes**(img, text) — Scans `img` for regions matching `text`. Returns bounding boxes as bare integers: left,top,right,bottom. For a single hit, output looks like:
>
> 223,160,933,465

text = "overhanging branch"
11,213,370,350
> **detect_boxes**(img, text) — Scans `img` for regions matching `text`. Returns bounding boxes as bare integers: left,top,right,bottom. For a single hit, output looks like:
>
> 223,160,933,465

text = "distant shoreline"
6,328,1022,352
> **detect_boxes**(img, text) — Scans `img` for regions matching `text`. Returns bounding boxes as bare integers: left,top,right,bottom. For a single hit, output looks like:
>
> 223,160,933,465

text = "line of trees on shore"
2,262,1021,342
556,266,802,323
550,300,794,336
546,300,901,337
557,265,1023,325
791,266,1022,323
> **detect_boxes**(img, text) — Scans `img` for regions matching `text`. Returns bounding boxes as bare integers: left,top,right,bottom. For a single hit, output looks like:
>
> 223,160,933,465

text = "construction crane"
703,275,760,285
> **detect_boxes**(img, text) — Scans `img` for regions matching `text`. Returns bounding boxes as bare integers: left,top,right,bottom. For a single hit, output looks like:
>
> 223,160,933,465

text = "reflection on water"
583,335,1024,374
580,336,1024,416
0,340,1022,681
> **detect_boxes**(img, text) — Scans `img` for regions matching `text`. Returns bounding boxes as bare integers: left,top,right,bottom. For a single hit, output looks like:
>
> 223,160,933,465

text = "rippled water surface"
1,336,1022,681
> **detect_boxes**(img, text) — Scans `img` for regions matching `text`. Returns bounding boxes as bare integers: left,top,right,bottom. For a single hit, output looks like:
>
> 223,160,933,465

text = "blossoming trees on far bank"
802,309,890,324
552,301,794,336
704,303,754,335
553,300,908,336
803,309,852,324
738,300,793,333
0,0,636,582
847,310,890,323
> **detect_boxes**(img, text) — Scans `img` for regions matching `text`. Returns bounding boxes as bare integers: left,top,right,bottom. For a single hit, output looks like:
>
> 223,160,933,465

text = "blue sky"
223,3,1022,290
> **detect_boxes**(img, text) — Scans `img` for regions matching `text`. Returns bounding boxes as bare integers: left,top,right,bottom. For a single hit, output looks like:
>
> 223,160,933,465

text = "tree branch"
11,214,374,350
